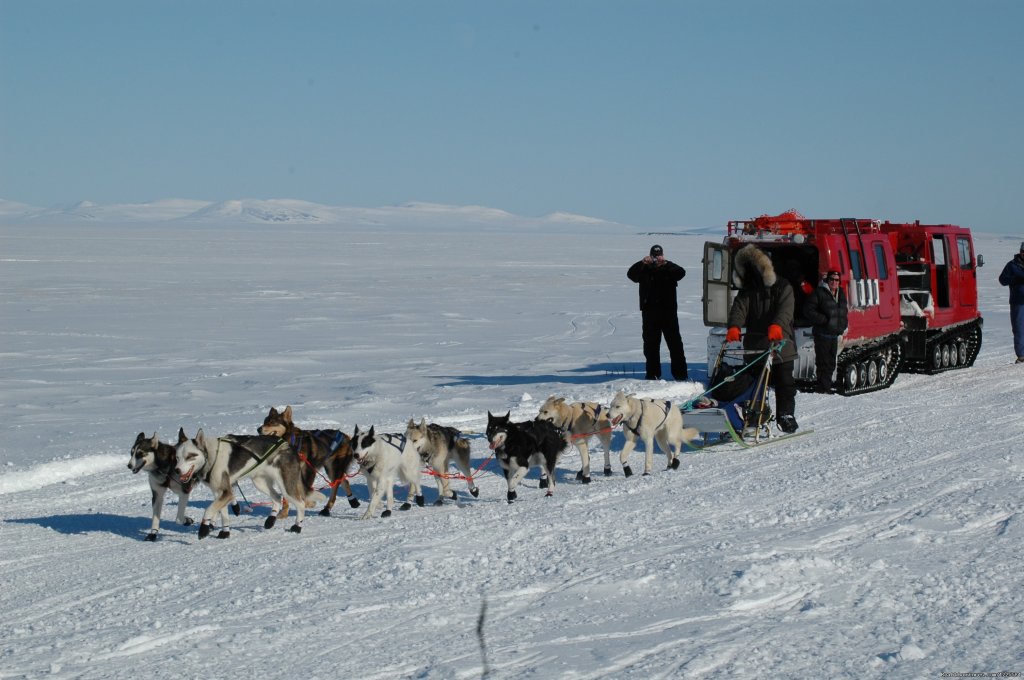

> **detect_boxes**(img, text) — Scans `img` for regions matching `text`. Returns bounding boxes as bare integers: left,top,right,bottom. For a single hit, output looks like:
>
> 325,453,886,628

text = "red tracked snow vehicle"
703,211,985,395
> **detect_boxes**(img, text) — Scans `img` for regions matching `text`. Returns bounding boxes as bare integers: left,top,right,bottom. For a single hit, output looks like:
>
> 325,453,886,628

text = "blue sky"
1,0,1021,233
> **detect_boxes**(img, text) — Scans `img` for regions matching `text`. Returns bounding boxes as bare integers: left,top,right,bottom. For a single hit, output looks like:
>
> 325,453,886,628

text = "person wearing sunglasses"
804,270,849,392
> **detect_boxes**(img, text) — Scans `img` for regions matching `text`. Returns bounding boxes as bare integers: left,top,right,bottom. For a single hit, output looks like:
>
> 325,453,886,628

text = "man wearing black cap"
627,244,688,380
998,241,1024,363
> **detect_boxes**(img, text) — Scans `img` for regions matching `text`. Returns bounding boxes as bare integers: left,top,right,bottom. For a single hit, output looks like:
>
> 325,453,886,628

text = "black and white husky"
606,391,699,476
535,397,613,484
351,425,425,519
175,430,317,538
405,418,480,504
485,411,567,503
128,429,196,541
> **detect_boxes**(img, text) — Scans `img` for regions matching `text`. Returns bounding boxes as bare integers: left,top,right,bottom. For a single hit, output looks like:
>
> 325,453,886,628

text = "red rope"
421,450,496,481
567,426,613,441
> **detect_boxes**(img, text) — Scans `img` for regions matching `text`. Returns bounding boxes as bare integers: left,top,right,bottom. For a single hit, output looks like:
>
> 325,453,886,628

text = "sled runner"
682,342,813,448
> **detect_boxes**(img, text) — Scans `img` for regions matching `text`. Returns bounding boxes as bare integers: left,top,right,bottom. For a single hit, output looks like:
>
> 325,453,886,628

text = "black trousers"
641,308,687,380
813,335,840,391
771,359,796,418
747,355,796,419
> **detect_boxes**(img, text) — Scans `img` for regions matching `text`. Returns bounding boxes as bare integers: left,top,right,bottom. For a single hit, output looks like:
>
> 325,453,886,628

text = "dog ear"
407,417,415,428
368,425,375,438
418,417,425,428
283,405,292,421
177,427,187,443
269,406,279,417
150,433,159,447
196,429,206,447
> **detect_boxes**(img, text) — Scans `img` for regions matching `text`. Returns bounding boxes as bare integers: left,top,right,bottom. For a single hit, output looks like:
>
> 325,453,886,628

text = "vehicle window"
873,243,888,279
712,249,723,280
850,250,863,279
932,236,947,266
957,237,973,269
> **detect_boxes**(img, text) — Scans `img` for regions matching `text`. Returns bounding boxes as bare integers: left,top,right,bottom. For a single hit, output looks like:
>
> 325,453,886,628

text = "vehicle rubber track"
835,337,903,396
902,318,983,375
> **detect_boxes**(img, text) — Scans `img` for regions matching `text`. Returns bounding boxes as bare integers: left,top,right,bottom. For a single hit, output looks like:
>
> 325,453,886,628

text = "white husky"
606,391,698,476
351,425,425,519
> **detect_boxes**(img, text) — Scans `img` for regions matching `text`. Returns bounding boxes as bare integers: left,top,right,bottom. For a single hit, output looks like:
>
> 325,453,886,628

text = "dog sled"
682,342,812,449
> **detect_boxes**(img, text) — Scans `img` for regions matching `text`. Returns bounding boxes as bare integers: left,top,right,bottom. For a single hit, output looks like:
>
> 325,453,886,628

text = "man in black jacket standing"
627,244,688,380
803,270,849,393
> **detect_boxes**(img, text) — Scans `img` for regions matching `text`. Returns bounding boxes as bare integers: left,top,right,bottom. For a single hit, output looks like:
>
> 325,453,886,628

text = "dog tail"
681,427,700,446
454,437,472,468
304,487,325,508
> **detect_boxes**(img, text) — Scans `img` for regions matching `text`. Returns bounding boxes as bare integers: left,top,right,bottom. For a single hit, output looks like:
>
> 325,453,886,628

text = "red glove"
767,324,784,341
725,327,741,343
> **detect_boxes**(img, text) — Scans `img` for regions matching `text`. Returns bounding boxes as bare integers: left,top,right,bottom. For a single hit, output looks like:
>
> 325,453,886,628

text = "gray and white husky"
606,391,699,476
351,425,424,519
535,397,613,483
175,429,318,538
405,418,479,504
128,429,196,541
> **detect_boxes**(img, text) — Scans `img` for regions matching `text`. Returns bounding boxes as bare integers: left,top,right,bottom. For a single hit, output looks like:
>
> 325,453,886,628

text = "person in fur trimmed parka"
725,244,799,433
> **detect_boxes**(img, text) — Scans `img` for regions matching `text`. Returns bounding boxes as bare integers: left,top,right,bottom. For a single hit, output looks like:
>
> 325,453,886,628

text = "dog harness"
625,400,672,438
231,436,287,479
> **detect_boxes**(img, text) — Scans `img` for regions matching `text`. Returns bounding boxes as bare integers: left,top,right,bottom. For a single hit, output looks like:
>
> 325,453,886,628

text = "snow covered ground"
1,215,1022,679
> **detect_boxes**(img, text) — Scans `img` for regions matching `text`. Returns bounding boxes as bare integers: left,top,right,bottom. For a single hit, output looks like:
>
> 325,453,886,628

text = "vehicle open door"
703,241,733,326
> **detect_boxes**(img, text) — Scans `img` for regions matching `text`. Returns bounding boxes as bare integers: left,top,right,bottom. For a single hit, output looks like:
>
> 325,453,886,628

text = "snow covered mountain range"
0,197,627,231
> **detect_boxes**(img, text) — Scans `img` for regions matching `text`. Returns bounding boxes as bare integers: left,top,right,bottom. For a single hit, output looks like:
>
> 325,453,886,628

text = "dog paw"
545,490,553,497
669,458,680,470
230,503,241,516
381,510,392,518
182,517,195,526
603,467,613,477
580,475,591,485
288,524,302,534
216,530,230,539
623,465,633,478
642,472,651,477
263,516,277,529
348,496,360,508
144,532,158,542
575,470,584,480
399,502,412,511
198,522,213,540
449,490,458,500
318,507,331,517
415,495,425,507
470,488,480,498
506,490,517,503
433,497,445,506
539,477,549,489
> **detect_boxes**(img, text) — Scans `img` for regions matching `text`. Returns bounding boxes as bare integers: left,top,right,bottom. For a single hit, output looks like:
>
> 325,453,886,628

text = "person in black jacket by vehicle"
627,244,688,380
804,270,849,393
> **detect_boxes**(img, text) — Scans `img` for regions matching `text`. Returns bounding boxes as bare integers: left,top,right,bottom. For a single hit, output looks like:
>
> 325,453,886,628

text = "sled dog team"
128,392,699,541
